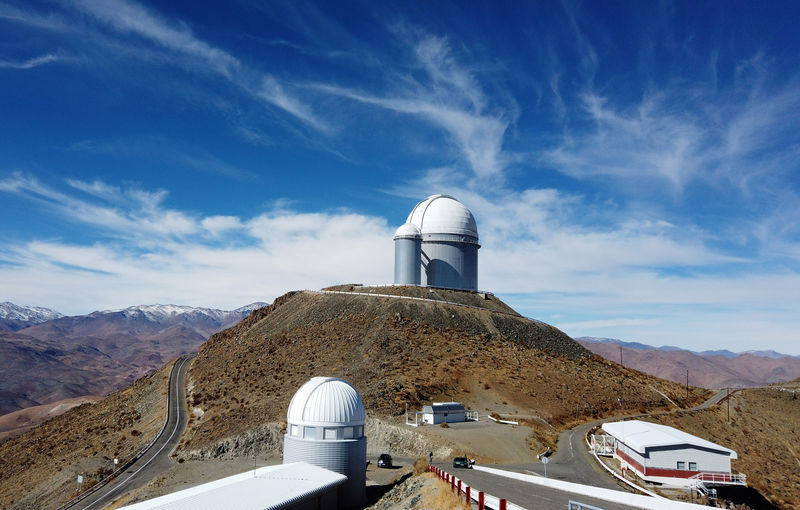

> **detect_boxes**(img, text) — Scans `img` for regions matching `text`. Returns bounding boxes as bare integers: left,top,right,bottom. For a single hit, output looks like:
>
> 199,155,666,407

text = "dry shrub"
413,457,429,475
424,476,471,510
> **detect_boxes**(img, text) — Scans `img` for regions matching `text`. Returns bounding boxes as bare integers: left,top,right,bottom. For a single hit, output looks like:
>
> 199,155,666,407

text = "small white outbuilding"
422,402,466,424
602,420,745,487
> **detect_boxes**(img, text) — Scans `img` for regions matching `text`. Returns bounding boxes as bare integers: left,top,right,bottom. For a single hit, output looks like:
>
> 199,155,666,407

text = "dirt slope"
0,362,171,510
178,289,706,457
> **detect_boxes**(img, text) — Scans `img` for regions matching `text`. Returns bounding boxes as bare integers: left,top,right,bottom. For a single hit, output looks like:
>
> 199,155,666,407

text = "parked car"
377,454,393,468
453,456,471,468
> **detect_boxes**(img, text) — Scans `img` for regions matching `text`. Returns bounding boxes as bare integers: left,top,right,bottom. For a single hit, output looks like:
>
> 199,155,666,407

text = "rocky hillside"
177,288,707,456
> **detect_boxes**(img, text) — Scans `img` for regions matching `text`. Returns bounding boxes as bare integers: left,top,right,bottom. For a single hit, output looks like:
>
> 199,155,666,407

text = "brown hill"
579,339,800,388
0,331,129,415
0,395,103,441
0,361,171,509
177,288,707,456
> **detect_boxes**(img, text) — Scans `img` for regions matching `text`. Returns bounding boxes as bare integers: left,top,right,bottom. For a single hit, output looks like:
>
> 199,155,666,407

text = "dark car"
377,454,393,468
453,456,471,468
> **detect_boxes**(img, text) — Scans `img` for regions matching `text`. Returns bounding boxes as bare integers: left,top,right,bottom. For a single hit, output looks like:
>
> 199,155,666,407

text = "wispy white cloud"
1,173,198,240
543,58,800,201
315,31,513,181
0,53,59,69
69,0,240,77
56,0,328,132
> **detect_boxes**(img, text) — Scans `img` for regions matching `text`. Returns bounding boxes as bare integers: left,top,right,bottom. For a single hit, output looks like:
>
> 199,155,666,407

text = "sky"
1,1,799,354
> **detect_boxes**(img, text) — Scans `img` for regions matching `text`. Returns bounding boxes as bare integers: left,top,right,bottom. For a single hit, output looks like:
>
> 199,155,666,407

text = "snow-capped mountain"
92,302,267,323
0,302,63,331
0,302,63,322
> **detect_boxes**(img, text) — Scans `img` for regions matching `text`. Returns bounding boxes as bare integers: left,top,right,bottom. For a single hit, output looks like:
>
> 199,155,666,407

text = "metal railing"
689,471,747,485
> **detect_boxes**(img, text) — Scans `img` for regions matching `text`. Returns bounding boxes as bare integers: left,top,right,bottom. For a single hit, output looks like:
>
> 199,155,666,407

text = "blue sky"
1,1,799,354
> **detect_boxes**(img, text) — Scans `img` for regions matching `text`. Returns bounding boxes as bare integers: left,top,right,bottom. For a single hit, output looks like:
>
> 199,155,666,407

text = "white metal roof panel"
407,194,478,238
432,402,466,412
602,420,737,458
286,377,366,427
120,462,347,510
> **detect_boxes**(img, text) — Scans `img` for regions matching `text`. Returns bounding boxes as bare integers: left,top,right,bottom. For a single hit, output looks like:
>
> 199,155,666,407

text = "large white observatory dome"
286,376,366,427
393,194,480,291
406,194,479,238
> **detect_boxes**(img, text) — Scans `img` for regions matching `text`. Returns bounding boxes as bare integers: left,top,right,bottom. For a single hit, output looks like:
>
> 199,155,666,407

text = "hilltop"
177,287,706,457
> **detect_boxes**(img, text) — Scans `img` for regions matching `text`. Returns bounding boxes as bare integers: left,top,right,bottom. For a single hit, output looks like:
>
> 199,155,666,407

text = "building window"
343,427,354,439
324,428,337,440
304,426,316,439
677,461,686,470
291,424,299,436
689,462,697,471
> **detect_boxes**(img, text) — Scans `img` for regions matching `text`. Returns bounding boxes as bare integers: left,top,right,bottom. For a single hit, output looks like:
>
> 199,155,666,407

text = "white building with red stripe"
601,420,745,488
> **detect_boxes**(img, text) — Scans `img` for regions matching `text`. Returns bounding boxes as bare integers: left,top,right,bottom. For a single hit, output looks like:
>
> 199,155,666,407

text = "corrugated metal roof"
602,420,737,458
120,462,347,510
421,402,466,413
286,377,365,427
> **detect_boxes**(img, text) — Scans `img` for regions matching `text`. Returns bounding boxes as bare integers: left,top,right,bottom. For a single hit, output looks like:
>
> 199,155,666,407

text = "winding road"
69,355,192,510
435,389,733,509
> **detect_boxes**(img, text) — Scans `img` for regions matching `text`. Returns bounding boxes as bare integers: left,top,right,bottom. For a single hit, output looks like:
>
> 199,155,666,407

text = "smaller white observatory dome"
284,377,367,509
393,222,421,239
286,376,366,427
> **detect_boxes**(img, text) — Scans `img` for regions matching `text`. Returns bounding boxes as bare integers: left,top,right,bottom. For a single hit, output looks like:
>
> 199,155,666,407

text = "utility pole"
619,345,623,367
727,387,731,424
686,370,689,402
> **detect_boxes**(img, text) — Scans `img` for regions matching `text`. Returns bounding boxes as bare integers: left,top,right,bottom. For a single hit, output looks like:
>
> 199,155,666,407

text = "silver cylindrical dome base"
283,435,366,509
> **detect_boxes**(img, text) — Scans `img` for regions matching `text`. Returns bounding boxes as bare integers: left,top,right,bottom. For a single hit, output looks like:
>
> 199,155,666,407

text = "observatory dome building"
394,194,480,291
283,377,366,508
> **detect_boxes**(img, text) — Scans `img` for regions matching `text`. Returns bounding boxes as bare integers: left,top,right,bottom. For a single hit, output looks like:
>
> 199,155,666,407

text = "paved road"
72,355,192,510
438,388,733,508
432,462,641,510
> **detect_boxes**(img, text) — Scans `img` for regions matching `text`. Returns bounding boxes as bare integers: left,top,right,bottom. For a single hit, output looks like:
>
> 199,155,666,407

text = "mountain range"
577,337,800,388
0,301,266,416
0,301,63,331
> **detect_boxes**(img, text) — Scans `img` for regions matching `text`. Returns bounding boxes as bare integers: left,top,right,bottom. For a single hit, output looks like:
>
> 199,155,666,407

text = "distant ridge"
0,301,268,417
576,336,799,358
577,337,800,388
